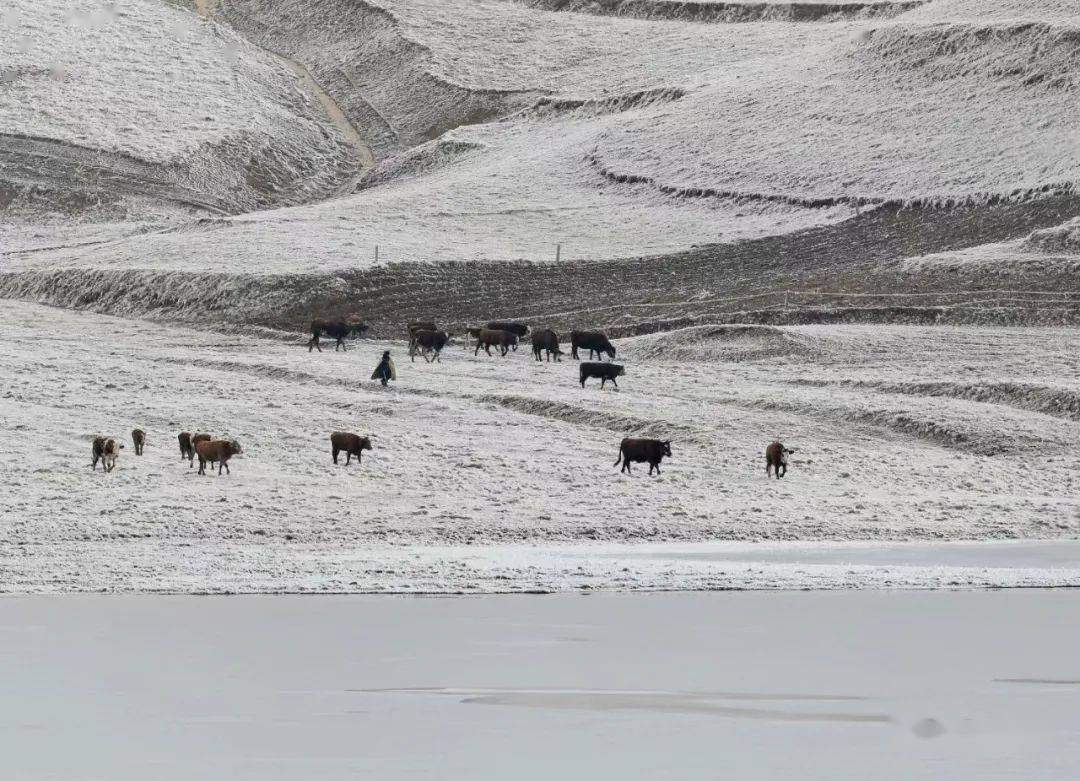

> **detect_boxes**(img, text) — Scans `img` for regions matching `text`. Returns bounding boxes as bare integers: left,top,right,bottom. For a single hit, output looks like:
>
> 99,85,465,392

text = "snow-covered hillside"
0,0,361,252
1,0,1077,329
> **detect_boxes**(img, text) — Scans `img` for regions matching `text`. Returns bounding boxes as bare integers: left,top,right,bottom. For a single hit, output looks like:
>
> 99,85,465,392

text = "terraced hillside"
1,0,1078,327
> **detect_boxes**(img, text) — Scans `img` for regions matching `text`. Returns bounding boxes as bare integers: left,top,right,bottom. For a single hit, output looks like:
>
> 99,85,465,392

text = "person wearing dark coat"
371,350,396,386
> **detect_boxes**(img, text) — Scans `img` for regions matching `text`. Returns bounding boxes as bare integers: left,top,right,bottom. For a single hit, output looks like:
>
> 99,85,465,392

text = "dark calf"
580,362,625,389
131,428,145,456
615,438,672,476
765,442,795,479
178,432,194,463
331,431,373,465
91,436,123,472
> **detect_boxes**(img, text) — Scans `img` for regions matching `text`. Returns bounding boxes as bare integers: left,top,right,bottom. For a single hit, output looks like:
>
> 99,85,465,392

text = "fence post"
555,243,561,263
375,245,379,263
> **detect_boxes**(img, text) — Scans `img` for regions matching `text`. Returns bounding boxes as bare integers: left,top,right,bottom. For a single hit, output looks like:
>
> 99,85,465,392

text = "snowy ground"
4,590,1080,779
2,300,1078,592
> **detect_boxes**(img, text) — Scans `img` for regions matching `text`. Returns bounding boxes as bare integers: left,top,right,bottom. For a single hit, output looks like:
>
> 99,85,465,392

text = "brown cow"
331,432,373,465
474,328,517,357
195,439,242,476
615,438,672,476
91,436,123,472
765,442,795,479
131,428,145,456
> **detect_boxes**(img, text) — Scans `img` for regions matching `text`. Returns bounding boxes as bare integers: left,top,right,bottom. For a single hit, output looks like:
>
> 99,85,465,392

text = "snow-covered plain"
2,300,1078,593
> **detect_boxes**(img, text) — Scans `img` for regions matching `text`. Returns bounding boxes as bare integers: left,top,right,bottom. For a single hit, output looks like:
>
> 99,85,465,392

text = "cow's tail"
614,444,623,467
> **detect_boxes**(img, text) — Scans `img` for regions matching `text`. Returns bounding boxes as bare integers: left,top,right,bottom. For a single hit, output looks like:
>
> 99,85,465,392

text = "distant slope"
1,0,1077,328
0,0,359,242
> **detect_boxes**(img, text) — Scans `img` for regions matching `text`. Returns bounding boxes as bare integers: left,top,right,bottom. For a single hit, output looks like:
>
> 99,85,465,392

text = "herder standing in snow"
371,349,396,387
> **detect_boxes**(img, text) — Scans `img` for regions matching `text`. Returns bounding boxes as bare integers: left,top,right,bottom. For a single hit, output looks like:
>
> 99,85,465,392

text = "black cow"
308,319,369,352
531,329,563,362
409,329,451,362
486,321,529,337
580,362,625,389
615,438,672,475
570,330,615,361
475,328,518,357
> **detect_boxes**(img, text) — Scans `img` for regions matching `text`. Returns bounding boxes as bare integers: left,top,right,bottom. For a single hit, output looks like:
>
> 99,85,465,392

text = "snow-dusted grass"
0,0,356,219
2,301,1078,592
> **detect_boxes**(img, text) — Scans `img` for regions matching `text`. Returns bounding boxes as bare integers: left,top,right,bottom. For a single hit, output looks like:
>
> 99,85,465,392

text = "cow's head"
606,346,617,359
228,440,243,455
362,437,374,451
780,445,794,465
616,365,627,376
662,440,673,457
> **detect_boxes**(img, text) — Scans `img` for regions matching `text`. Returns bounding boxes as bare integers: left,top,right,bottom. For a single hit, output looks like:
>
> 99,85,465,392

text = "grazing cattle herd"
87,316,796,481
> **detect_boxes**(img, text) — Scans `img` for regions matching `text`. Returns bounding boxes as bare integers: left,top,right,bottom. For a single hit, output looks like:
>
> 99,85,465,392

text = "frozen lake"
3,590,1079,779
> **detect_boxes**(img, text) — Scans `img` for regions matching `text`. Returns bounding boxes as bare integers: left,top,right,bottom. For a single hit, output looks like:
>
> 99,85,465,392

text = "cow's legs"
346,452,352,465
333,447,339,464
611,377,618,388
600,377,607,389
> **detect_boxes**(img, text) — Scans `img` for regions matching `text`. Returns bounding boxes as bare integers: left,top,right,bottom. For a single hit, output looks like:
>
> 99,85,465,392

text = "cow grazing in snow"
308,318,369,352
570,330,616,361
765,442,795,479
131,428,145,455
91,436,123,472
531,329,563,362
195,439,242,476
579,362,625,389
615,438,672,476
330,432,373,465
474,328,518,357
409,329,451,362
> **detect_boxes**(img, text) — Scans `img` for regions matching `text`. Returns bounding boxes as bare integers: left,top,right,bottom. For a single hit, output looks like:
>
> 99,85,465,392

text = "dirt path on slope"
193,0,374,172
